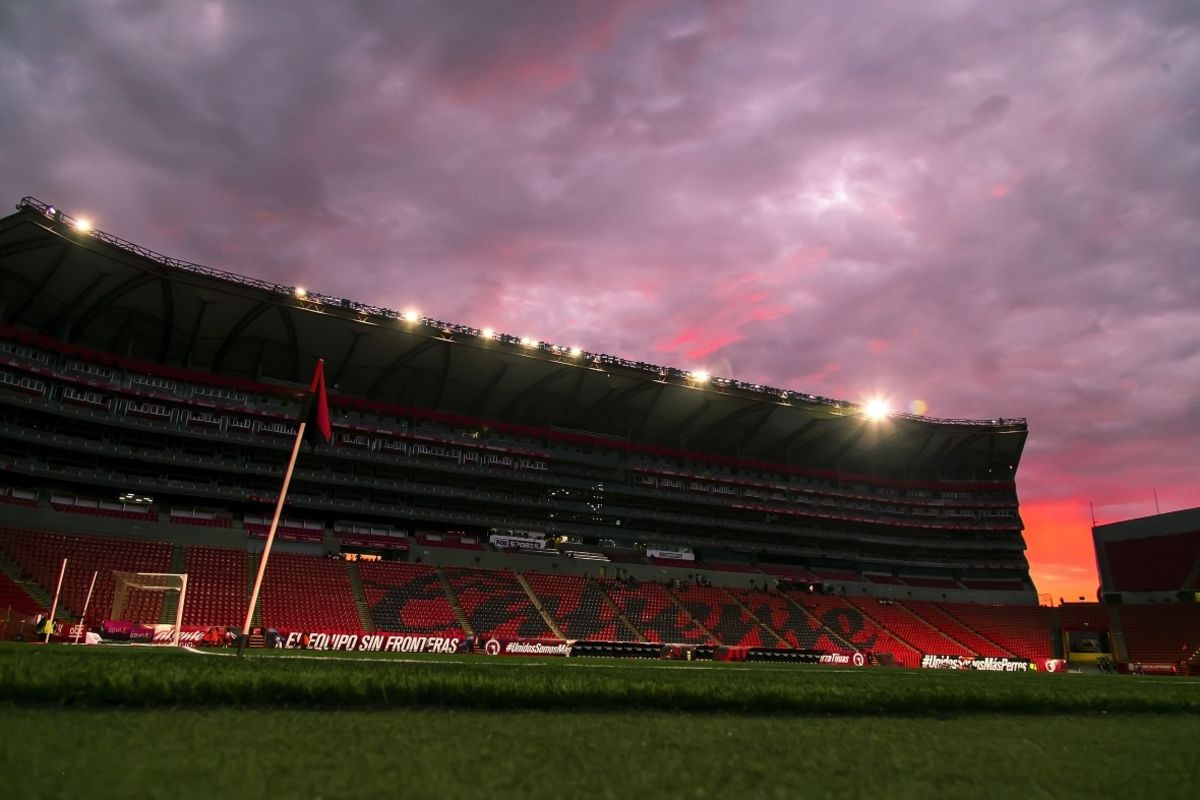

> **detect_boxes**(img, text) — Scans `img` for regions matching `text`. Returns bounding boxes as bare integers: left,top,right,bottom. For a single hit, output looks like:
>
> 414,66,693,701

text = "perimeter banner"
480,638,571,657
745,648,867,666
921,654,1037,671
281,631,463,654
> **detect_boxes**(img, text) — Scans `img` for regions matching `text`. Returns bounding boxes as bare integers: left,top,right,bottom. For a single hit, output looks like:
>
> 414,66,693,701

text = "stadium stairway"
849,597,975,657
1047,609,1065,659
344,561,376,633
722,588,788,646
729,589,829,648
781,594,854,651
514,573,565,639
594,581,648,642
246,552,262,627
936,603,1053,660
1107,606,1130,662
901,601,1011,657
159,544,187,625
0,550,47,616
437,568,475,636
664,587,719,645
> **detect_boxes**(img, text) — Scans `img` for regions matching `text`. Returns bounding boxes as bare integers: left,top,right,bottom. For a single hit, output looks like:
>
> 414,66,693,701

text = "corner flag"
240,358,332,654
301,359,332,447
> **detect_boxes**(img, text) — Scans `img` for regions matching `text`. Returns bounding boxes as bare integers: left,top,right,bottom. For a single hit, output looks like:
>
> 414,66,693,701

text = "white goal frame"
111,572,189,646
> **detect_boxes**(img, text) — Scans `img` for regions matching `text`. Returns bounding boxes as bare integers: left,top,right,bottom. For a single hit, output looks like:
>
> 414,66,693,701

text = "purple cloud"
2,0,1197,600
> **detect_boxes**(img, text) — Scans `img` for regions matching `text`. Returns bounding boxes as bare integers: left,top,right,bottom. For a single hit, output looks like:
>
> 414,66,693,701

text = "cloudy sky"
2,0,1197,600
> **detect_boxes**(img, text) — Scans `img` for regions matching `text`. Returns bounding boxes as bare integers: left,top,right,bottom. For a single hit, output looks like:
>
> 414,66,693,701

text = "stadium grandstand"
1,195,1191,673
1090,507,1200,671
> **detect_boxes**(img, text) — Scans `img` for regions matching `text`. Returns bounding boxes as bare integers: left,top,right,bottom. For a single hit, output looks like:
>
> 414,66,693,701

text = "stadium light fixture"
569,346,582,358
73,217,93,233
863,397,891,421
481,327,495,340
520,337,536,347
294,287,308,299
402,309,420,323
691,370,710,384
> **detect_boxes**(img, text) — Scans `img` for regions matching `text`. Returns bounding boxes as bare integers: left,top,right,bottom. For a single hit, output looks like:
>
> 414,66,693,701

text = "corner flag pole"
239,359,330,655
45,557,67,643
74,569,98,644
240,416,308,652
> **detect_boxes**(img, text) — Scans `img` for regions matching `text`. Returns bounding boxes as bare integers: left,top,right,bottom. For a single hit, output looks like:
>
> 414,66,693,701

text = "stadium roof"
0,197,1027,480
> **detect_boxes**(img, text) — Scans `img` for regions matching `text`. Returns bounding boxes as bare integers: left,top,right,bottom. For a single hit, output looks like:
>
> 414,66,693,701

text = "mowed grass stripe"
1,644,1197,715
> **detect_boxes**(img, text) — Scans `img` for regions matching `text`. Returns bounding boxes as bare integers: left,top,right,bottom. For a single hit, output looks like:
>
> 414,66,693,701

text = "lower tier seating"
0,569,41,616
938,602,1053,659
849,597,974,657
1120,604,1200,664
797,595,921,666
600,580,711,643
358,561,464,637
182,546,248,627
256,552,360,632
671,585,770,647
728,589,843,650
442,567,552,639
0,526,171,625
901,600,1011,657
524,572,631,641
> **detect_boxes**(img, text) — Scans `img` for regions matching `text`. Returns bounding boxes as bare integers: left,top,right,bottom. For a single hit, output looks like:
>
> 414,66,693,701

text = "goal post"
111,572,188,646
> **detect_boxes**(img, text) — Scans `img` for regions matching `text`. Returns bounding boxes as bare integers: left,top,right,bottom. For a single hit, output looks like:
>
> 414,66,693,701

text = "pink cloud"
2,0,1197,597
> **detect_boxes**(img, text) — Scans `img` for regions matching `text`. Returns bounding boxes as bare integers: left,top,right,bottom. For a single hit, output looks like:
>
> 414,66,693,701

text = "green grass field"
2,643,1198,799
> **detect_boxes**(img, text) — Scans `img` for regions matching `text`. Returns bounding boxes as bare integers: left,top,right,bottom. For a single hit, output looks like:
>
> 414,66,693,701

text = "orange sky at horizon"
1021,499,1101,604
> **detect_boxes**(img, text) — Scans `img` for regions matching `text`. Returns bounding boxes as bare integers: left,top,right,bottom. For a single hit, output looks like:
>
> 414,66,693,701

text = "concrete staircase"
937,604,1014,657
594,581,647,642
437,568,474,636
665,588,719,645
0,550,50,615
515,572,565,639
344,560,375,632
782,593,854,650
246,552,262,627
722,587,788,646
1106,605,1130,662
159,543,187,625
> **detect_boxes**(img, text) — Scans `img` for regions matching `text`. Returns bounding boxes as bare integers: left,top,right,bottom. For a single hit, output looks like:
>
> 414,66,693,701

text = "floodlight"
481,327,495,340
73,217,93,233
294,287,308,299
692,370,710,383
569,346,582,358
402,309,420,323
863,397,891,421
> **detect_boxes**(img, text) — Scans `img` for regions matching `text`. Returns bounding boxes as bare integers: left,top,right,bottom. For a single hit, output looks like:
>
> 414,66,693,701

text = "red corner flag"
301,359,332,447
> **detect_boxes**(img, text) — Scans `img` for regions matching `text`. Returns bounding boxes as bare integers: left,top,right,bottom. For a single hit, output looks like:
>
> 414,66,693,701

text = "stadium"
1,196,1198,797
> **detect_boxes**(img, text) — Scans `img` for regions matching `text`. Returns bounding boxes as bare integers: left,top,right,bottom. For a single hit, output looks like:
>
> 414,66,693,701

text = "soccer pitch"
2,644,1198,799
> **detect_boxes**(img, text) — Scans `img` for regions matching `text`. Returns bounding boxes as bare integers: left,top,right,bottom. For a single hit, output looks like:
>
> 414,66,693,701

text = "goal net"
111,572,189,646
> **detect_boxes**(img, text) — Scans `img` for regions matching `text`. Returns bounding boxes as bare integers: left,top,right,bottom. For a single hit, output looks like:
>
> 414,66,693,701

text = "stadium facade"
1095,506,1200,602
0,196,1034,601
